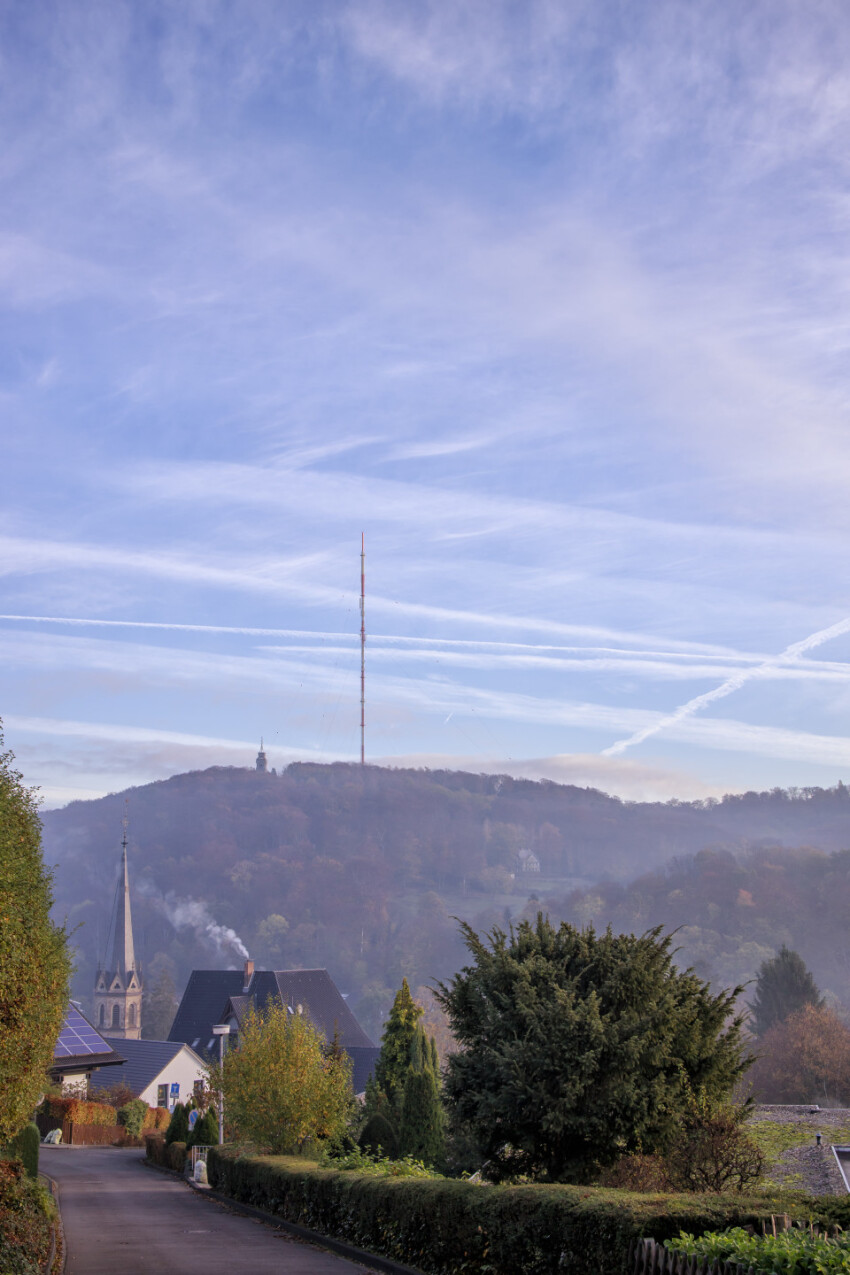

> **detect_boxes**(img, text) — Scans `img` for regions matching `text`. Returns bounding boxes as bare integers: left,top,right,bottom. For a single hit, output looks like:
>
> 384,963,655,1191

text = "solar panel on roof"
54,1005,113,1059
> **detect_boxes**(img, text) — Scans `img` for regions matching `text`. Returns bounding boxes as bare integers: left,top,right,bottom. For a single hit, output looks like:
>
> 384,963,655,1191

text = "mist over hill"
43,763,850,1037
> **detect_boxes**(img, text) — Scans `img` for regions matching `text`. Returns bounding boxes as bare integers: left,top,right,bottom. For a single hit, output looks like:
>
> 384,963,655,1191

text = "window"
128,1004,136,1027
157,1084,168,1108
98,1004,104,1027
194,1080,205,1100
112,1004,120,1028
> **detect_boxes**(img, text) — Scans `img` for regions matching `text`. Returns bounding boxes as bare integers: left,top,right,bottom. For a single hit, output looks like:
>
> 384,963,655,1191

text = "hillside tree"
0,725,70,1143
437,915,750,1183
748,945,823,1038
747,1003,850,1104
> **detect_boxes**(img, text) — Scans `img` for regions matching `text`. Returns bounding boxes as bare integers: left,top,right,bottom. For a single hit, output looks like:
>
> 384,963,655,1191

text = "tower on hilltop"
256,738,268,772
94,814,142,1039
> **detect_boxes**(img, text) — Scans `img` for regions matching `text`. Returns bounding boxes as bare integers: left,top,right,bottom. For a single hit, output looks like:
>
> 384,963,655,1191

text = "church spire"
105,811,136,976
94,804,142,1039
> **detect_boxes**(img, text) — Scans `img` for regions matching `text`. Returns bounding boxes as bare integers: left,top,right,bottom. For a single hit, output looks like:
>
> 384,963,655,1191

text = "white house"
103,1037,207,1109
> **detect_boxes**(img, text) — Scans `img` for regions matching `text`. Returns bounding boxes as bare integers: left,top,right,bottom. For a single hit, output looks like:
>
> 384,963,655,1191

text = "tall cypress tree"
399,1027,445,1167
373,978,423,1111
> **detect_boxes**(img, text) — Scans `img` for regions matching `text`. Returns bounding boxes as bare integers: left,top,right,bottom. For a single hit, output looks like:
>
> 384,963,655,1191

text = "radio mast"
360,532,366,765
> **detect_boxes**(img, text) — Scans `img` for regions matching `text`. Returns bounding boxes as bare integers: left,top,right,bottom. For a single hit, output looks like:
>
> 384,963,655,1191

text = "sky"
3,0,850,808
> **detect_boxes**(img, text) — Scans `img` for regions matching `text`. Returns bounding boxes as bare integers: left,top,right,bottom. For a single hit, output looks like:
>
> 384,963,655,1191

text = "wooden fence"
631,1238,764,1275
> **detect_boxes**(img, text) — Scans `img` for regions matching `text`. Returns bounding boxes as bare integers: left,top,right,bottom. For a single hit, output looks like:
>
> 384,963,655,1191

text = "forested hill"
42,763,850,1036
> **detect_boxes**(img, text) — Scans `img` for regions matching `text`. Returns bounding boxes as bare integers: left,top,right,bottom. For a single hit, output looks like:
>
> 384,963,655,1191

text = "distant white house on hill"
515,848,541,874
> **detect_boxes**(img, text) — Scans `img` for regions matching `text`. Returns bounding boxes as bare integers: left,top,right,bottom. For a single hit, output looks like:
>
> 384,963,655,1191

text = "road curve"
42,1145,375,1275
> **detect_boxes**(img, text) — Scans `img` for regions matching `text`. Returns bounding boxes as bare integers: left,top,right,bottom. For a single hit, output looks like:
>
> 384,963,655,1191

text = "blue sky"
4,0,850,807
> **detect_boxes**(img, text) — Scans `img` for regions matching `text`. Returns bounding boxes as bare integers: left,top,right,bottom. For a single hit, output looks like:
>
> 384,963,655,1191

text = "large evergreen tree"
437,915,749,1183
748,945,823,1038
0,726,70,1144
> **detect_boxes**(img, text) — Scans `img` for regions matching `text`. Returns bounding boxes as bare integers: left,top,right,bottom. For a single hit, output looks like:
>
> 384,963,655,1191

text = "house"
169,960,380,1095
50,1003,126,1094
515,848,541,874
101,1037,207,1110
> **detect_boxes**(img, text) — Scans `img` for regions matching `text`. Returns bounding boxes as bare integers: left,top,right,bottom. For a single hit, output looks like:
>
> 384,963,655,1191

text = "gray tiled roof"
100,1037,201,1097
169,968,375,1055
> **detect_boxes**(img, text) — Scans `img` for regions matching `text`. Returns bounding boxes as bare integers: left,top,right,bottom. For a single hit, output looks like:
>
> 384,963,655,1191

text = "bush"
117,1100,149,1139
145,1134,187,1173
143,1107,170,1132
664,1105,765,1193
0,1158,54,1275
3,1125,39,1179
42,1097,117,1127
667,1225,850,1274
206,1147,804,1275
165,1102,189,1146
358,1112,399,1160
189,1109,218,1148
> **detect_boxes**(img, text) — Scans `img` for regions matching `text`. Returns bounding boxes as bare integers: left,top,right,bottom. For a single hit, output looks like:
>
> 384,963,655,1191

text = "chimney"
243,959,254,992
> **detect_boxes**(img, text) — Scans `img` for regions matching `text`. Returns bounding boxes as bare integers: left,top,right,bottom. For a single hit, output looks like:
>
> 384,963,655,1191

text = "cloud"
604,615,850,756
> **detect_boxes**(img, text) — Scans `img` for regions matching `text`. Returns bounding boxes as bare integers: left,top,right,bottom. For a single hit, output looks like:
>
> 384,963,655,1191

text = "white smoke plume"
603,615,850,757
154,893,249,963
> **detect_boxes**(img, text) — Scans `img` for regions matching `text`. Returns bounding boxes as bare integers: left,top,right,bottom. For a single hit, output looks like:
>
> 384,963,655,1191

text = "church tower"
255,738,268,772
94,816,143,1039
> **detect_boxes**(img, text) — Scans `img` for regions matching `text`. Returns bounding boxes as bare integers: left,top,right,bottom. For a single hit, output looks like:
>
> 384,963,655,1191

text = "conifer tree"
165,1101,189,1146
438,915,748,1183
0,725,70,1144
749,946,823,1038
373,978,423,1112
399,1026,445,1167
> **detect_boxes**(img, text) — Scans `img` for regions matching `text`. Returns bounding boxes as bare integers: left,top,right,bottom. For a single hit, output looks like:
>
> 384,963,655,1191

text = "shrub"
0,1158,54,1275
189,1110,219,1148
143,1106,170,1132
664,1104,765,1193
358,1113,399,1159
145,1133,187,1173
667,1225,850,1274
206,1147,805,1275
42,1097,117,1127
117,1100,149,1139
3,1125,39,1179
165,1103,189,1146
0,728,71,1146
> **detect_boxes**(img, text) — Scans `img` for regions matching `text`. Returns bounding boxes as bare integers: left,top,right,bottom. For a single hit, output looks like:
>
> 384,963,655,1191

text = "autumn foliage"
0,726,70,1144
747,1003,850,1104
213,1002,353,1153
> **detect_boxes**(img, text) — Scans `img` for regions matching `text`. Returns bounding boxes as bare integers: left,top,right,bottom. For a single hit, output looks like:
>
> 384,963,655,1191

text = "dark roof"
100,1038,202,1098
50,1004,125,1077
347,1046,381,1096
169,968,375,1055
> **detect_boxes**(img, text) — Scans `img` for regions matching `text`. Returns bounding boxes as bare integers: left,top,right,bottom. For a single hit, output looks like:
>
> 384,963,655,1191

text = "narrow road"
42,1145,376,1275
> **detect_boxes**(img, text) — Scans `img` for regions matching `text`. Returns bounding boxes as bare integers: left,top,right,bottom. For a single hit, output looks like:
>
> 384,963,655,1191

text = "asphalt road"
42,1145,377,1275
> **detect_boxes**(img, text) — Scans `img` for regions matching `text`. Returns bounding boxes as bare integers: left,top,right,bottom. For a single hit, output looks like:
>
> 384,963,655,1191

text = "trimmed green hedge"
206,1148,797,1275
145,1133,187,1173
4,1125,38,1179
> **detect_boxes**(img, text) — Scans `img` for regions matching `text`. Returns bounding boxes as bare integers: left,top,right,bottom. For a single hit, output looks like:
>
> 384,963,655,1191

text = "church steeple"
94,808,143,1039
255,738,268,772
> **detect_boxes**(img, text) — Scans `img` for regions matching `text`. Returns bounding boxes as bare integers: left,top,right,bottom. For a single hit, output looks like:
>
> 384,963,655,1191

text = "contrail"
603,615,850,757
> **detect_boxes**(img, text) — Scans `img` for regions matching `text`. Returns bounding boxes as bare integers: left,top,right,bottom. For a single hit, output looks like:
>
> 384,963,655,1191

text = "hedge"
206,1149,802,1275
145,1134,187,1173
3,1125,39,1179
42,1097,117,1127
